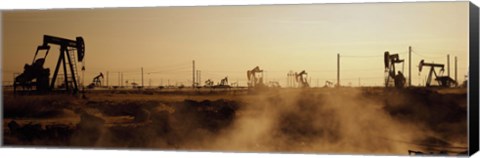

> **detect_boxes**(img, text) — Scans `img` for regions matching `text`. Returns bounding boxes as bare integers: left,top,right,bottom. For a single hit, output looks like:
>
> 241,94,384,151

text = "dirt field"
2,87,468,155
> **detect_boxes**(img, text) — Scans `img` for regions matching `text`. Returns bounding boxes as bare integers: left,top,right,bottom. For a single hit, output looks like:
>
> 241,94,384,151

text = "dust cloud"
3,88,467,155
208,89,429,154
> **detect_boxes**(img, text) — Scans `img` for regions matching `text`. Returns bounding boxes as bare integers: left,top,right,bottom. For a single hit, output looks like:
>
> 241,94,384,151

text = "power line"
342,77,383,80
146,68,191,74
141,61,191,70
147,64,191,72
411,50,445,60
341,55,383,58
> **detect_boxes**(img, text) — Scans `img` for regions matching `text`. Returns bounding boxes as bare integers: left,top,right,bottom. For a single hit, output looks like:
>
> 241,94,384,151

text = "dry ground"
2,87,468,155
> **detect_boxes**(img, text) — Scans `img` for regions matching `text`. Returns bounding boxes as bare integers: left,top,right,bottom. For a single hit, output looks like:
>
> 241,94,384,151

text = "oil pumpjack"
295,70,310,88
418,60,456,87
14,35,85,94
384,51,406,88
87,73,104,89
247,66,265,88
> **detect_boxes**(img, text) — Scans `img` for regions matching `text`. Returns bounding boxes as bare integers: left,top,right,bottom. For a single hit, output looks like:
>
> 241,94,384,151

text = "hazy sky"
1,2,469,87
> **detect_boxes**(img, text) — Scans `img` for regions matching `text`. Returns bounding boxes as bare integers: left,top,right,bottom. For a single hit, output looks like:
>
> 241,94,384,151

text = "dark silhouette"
295,70,310,88
384,51,406,88
14,35,85,94
87,73,104,89
418,60,457,87
247,66,264,88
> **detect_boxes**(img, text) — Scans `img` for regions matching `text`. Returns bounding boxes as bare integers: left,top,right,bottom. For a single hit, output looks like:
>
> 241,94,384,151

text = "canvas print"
1,2,471,156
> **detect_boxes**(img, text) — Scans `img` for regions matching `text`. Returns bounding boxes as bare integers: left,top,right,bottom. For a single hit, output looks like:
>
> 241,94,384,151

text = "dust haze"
2,88,467,155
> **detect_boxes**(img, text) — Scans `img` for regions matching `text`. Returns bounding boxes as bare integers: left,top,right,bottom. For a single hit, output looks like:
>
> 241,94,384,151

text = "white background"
0,0,479,158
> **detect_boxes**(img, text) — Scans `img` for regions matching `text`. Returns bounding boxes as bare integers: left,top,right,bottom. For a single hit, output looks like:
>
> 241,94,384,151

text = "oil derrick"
295,70,309,88
247,66,265,88
418,60,457,87
14,35,85,94
384,51,406,88
87,73,103,89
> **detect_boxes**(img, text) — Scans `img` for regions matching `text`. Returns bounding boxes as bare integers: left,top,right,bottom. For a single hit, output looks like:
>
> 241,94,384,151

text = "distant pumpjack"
295,70,309,88
14,35,85,94
213,77,231,88
247,66,265,88
324,81,334,88
267,81,281,88
87,73,104,89
131,82,139,88
384,51,406,88
418,60,457,87
204,79,214,87
230,82,239,87
219,77,228,86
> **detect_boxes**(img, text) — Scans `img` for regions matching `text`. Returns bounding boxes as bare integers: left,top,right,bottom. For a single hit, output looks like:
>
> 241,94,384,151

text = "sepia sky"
1,2,469,87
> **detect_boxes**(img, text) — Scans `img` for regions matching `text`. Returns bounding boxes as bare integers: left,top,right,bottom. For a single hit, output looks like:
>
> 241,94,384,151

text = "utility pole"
455,56,458,84
192,60,195,88
447,54,450,77
121,72,124,87
337,53,340,87
196,70,201,87
408,46,412,87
